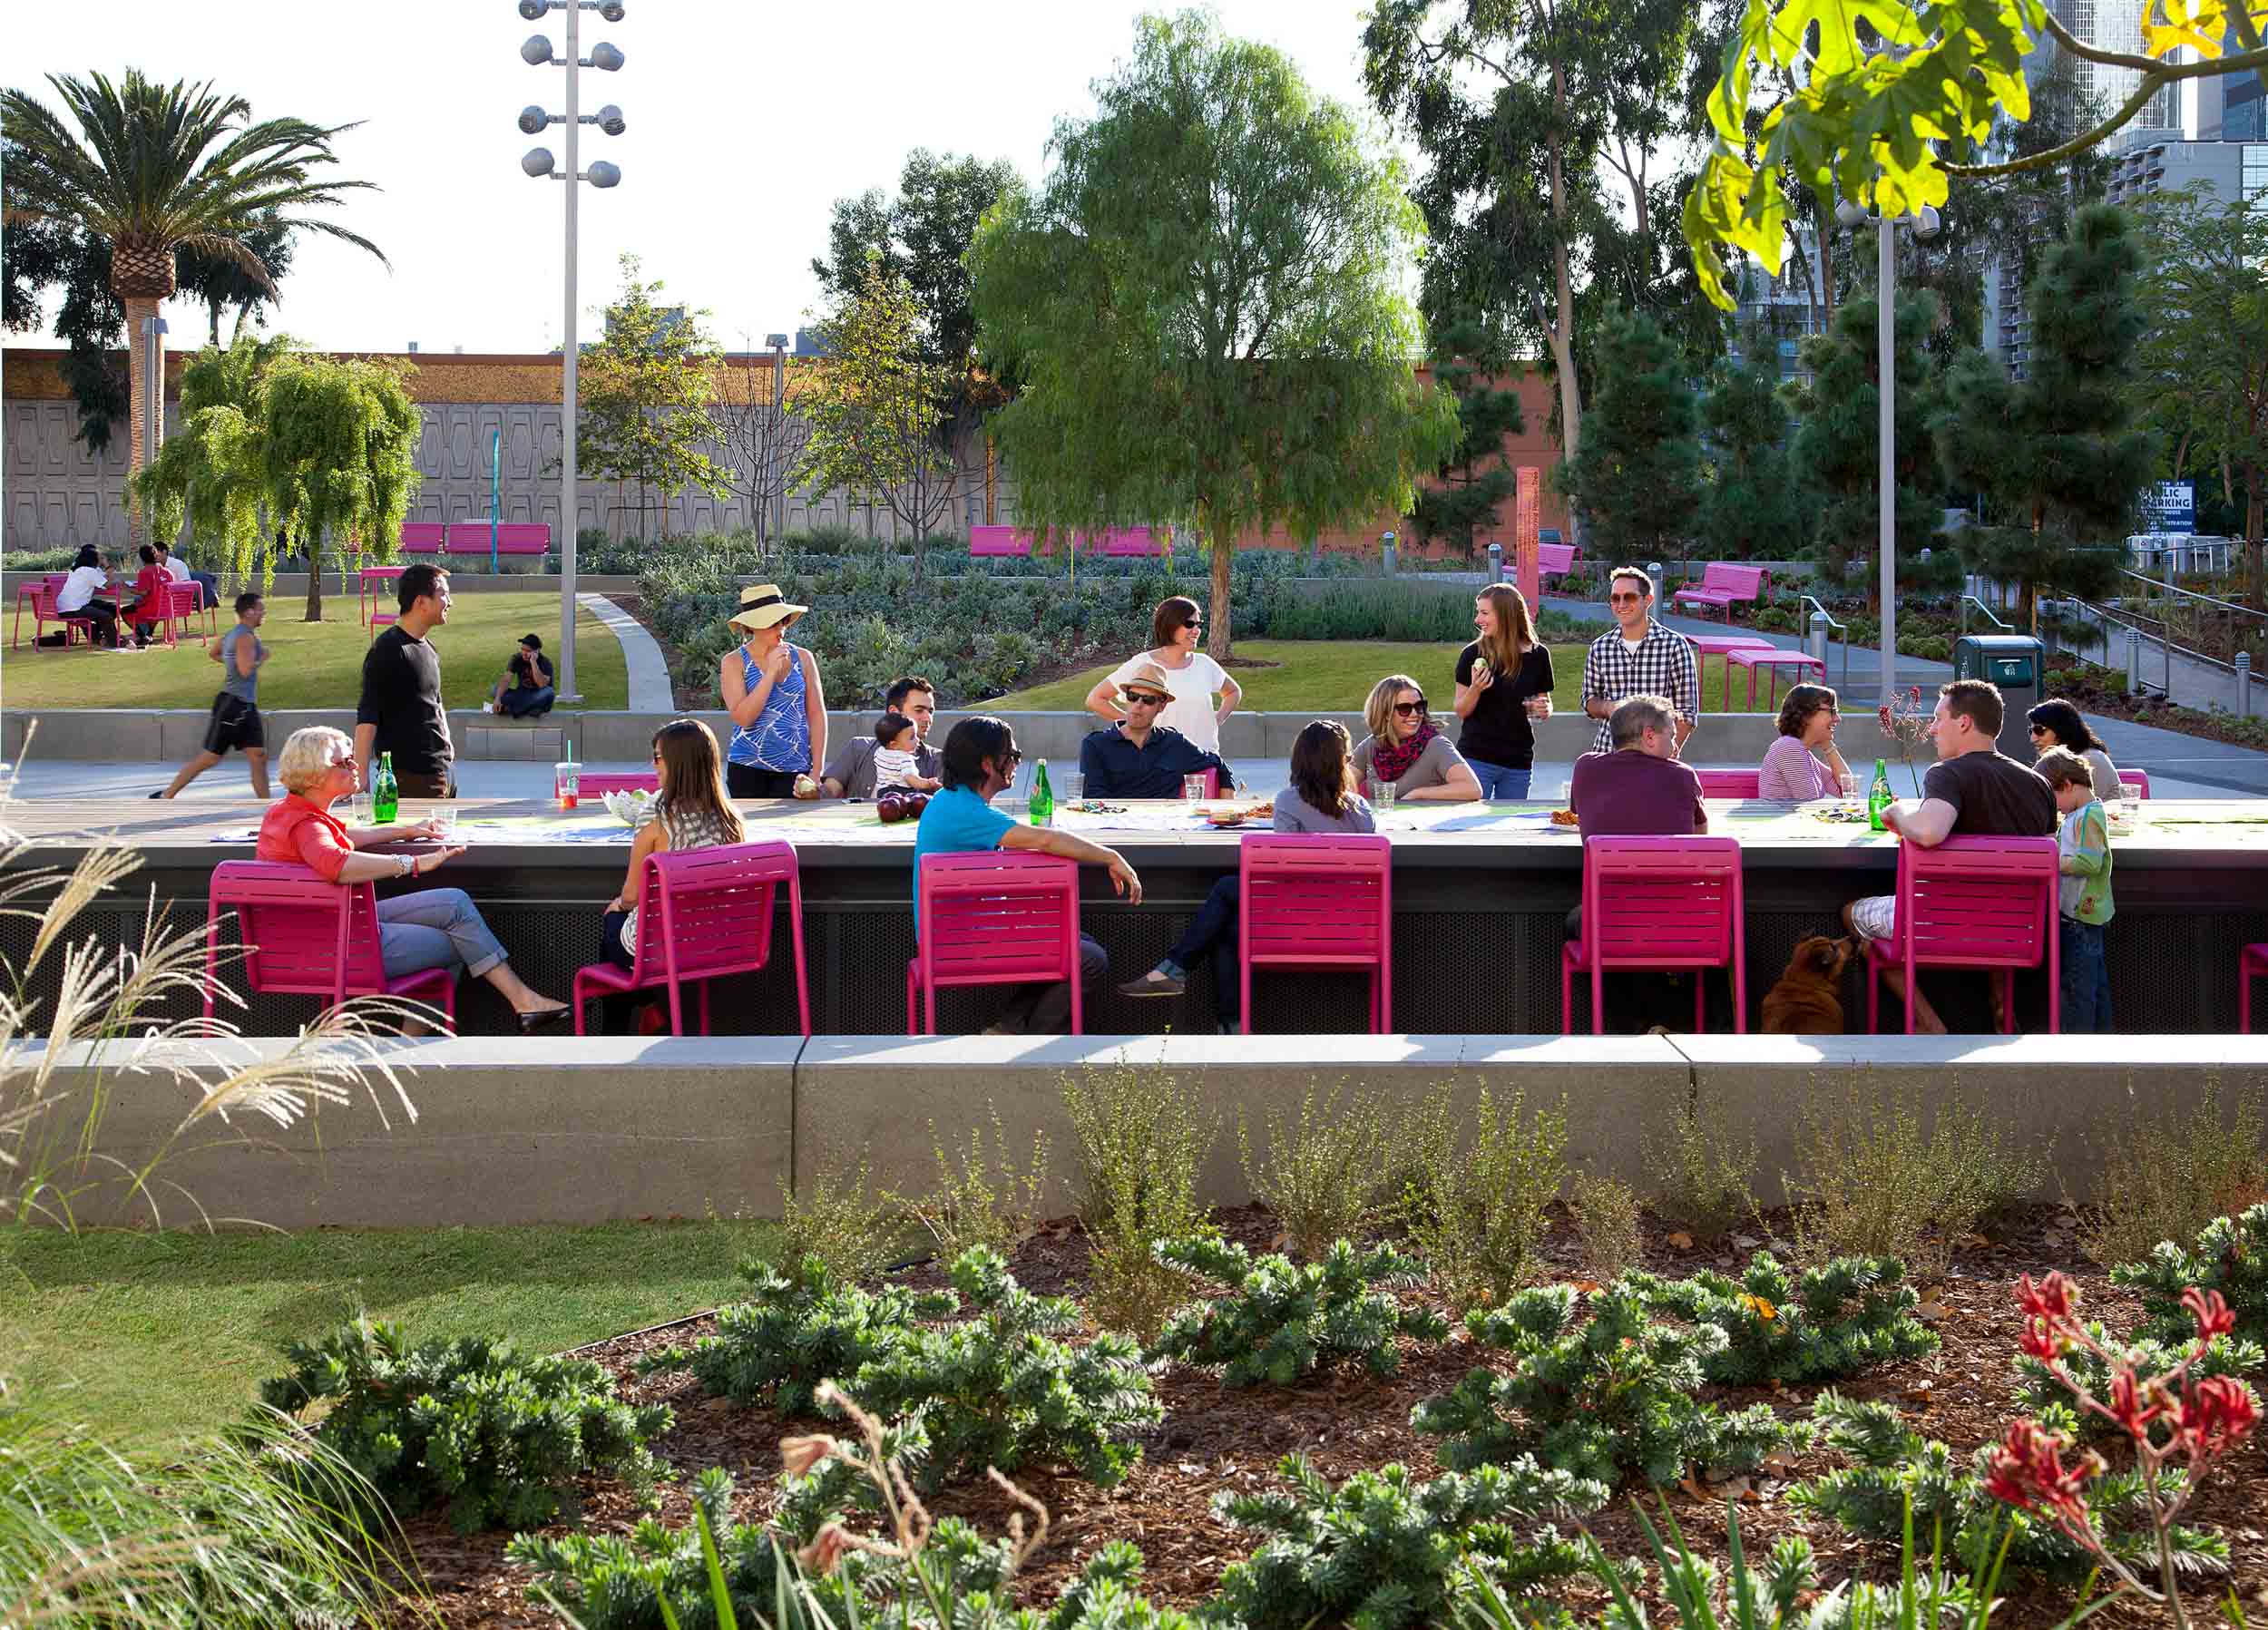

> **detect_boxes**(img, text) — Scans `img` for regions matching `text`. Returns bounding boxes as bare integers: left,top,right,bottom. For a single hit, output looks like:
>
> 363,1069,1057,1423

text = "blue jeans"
1466,759,1532,801
2058,917,2113,1033
1162,875,1241,1026
502,684,555,718
378,888,508,981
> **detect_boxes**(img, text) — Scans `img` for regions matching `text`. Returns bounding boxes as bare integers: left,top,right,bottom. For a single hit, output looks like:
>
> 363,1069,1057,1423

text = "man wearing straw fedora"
719,582,829,799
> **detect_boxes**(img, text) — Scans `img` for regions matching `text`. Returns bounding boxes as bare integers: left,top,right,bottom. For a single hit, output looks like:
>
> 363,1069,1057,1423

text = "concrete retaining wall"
3,708,1793,765
0,571,640,600
24,1034,2266,1229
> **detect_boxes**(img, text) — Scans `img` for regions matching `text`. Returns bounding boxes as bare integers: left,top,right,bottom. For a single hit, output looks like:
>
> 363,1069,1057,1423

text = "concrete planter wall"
26,1033,2260,1228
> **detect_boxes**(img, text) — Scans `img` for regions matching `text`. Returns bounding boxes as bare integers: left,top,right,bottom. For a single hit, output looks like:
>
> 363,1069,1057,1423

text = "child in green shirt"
2037,747,2112,1031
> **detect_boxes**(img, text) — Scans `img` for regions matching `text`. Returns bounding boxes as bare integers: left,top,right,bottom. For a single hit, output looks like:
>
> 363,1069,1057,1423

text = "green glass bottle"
1867,756,1892,833
1028,758,1054,828
373,751,399,825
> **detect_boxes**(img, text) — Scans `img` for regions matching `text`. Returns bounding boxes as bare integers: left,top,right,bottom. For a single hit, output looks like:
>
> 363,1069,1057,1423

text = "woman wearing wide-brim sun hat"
719,582,828,799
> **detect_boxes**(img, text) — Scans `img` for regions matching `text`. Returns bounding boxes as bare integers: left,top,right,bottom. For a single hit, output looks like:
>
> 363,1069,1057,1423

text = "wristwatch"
396,854,415,877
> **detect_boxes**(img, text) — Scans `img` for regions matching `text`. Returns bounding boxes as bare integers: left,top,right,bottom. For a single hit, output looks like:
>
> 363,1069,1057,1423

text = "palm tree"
1,70,384,542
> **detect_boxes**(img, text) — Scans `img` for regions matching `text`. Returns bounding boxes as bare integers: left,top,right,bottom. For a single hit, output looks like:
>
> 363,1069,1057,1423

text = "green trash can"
1951,634,2045,760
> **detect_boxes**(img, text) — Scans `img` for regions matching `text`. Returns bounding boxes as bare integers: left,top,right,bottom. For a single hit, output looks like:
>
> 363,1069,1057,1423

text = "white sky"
5,0,1388,356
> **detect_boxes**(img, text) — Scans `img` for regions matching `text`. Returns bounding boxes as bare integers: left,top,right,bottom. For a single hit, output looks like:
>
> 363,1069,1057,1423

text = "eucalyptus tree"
2,70,382,539
971,11,1458,659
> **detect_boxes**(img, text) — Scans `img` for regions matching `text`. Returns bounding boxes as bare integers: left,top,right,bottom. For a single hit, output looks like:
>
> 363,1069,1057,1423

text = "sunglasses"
2028,724,2048,735
1393,699,1429,717
1609,591,1645,604
1127,692,1167,706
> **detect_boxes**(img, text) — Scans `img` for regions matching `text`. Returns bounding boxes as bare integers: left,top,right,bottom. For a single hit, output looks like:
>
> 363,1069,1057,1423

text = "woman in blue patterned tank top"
719,582,829,798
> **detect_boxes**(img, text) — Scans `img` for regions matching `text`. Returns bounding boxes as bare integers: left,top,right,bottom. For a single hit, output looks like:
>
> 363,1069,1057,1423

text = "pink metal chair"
160,580,214,645
15,583,99,653
2243,944,2268,1032
2117,769,2151,799
1862,835,2060,1035
579,773,662,795
360,564,407,630
572,841,811,1036
1695,769,1762,799
906,851,1083,1035
204,860,457,1027
1237,834,1393,1034
1561,836,1746,1035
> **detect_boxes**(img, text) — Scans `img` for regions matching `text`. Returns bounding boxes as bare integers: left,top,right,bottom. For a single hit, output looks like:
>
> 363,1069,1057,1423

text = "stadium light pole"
1835,196,1939,702
519,0,626,706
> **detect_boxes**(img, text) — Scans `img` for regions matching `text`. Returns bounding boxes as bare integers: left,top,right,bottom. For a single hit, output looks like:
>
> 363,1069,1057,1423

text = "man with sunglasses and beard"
1580,568,1699,757
1079,662,1237,800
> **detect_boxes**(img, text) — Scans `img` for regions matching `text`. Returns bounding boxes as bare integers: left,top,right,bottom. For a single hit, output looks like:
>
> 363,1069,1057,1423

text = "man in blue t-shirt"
914,716,1144,1033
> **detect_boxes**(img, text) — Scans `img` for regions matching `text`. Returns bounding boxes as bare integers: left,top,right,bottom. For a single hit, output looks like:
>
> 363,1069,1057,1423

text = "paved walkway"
580,592,673,711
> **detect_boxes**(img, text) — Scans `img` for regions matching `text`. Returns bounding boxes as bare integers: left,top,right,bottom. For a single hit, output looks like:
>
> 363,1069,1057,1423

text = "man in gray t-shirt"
156,591,270,800
804,675,941,799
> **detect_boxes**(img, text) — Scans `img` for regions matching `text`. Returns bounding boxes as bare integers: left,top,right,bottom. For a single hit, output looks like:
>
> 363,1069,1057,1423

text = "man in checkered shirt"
1579,567,1699,756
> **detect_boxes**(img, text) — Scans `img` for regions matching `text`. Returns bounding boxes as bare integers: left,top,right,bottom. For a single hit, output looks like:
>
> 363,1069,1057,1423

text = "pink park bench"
1536,542,1578,584
397,522,445,556
1099,527,1167,558
969,526,1034,557
445,522,552,569
1673,561,1770,621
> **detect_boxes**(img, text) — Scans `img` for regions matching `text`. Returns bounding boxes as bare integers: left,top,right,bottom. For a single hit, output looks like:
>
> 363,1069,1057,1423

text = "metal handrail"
1798,594,1850,693
2116,568,2268,627
1960,594,2012,634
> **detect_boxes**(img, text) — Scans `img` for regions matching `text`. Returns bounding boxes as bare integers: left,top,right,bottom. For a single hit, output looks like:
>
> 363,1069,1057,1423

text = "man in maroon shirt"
1569,695,1707,838
1565,696,1709,1025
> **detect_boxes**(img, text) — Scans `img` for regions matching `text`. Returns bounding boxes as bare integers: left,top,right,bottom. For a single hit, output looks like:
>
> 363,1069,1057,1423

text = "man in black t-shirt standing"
357,563,455,798
1843,678,2056,1033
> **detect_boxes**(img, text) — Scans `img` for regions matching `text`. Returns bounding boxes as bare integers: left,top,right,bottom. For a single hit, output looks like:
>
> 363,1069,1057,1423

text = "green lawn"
5,591,629,712
0,1220,775,1449
986,639,1762,715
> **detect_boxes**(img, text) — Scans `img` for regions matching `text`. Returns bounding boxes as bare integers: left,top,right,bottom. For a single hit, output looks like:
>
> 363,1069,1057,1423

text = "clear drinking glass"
1065,772,1083,807
350,793,375,825
554,760,581,809
1182,773,1208,802
1374,776,1399,812
429,804,458,840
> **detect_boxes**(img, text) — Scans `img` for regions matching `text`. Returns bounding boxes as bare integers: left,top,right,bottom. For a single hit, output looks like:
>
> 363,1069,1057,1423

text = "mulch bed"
395,1205,2268,1627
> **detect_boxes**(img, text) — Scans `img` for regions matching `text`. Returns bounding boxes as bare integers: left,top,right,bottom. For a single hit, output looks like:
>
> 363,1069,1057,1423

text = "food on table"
1549,808,1580,826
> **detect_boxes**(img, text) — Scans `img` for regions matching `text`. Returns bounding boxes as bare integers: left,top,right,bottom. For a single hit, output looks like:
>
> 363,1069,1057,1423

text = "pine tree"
1696,349,1808,561
1556,309,1701,562
1411,314,1523,561
1934,204,2154,625
1789,291,1957,610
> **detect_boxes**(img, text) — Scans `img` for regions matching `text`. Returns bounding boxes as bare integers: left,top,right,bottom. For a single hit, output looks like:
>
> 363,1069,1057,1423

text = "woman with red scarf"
1348,672,1481,802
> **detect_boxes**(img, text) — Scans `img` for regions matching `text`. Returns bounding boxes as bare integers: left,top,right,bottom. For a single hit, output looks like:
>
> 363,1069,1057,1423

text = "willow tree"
970,10,1459,660
2,71,383,542
136,340,420,621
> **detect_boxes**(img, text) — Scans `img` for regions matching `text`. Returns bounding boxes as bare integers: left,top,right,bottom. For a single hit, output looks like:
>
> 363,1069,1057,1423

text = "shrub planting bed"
383,1200,2268,1629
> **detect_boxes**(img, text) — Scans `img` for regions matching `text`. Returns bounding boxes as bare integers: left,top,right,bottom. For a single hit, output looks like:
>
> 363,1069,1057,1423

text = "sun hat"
728,582,809,633
1116,660,1176,705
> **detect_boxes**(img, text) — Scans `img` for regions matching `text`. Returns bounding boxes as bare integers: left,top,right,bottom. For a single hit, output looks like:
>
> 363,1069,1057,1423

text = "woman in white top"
1085,595,1240,754
53,546,122,649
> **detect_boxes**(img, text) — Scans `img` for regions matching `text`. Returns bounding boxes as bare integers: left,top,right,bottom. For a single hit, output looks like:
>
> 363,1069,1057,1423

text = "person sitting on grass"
1119,718,1376,1032
2037,745,2115,1034
1842,678,2056,1034
871,712,942,792
596,718,746,1033
489,633,555,717
259,726,569,1033
1079,662,1236,800
154,591,269,800
916,717,1142,1034
1350,673,1481,802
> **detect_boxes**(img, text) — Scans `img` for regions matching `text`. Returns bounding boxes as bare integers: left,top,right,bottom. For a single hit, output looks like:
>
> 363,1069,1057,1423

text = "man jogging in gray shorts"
155,591,270,799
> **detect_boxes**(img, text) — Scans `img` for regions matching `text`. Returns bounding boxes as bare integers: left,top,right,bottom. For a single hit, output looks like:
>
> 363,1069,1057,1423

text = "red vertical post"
1515,466,1541,609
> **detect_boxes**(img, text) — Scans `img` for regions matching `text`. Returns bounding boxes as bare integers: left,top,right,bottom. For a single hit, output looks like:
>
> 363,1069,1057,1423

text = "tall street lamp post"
1834,197,1940,702
519,0,627,706
766,333,789,542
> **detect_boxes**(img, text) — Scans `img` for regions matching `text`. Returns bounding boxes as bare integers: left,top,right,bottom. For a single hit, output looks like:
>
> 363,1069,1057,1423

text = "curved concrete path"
579,592,674,711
